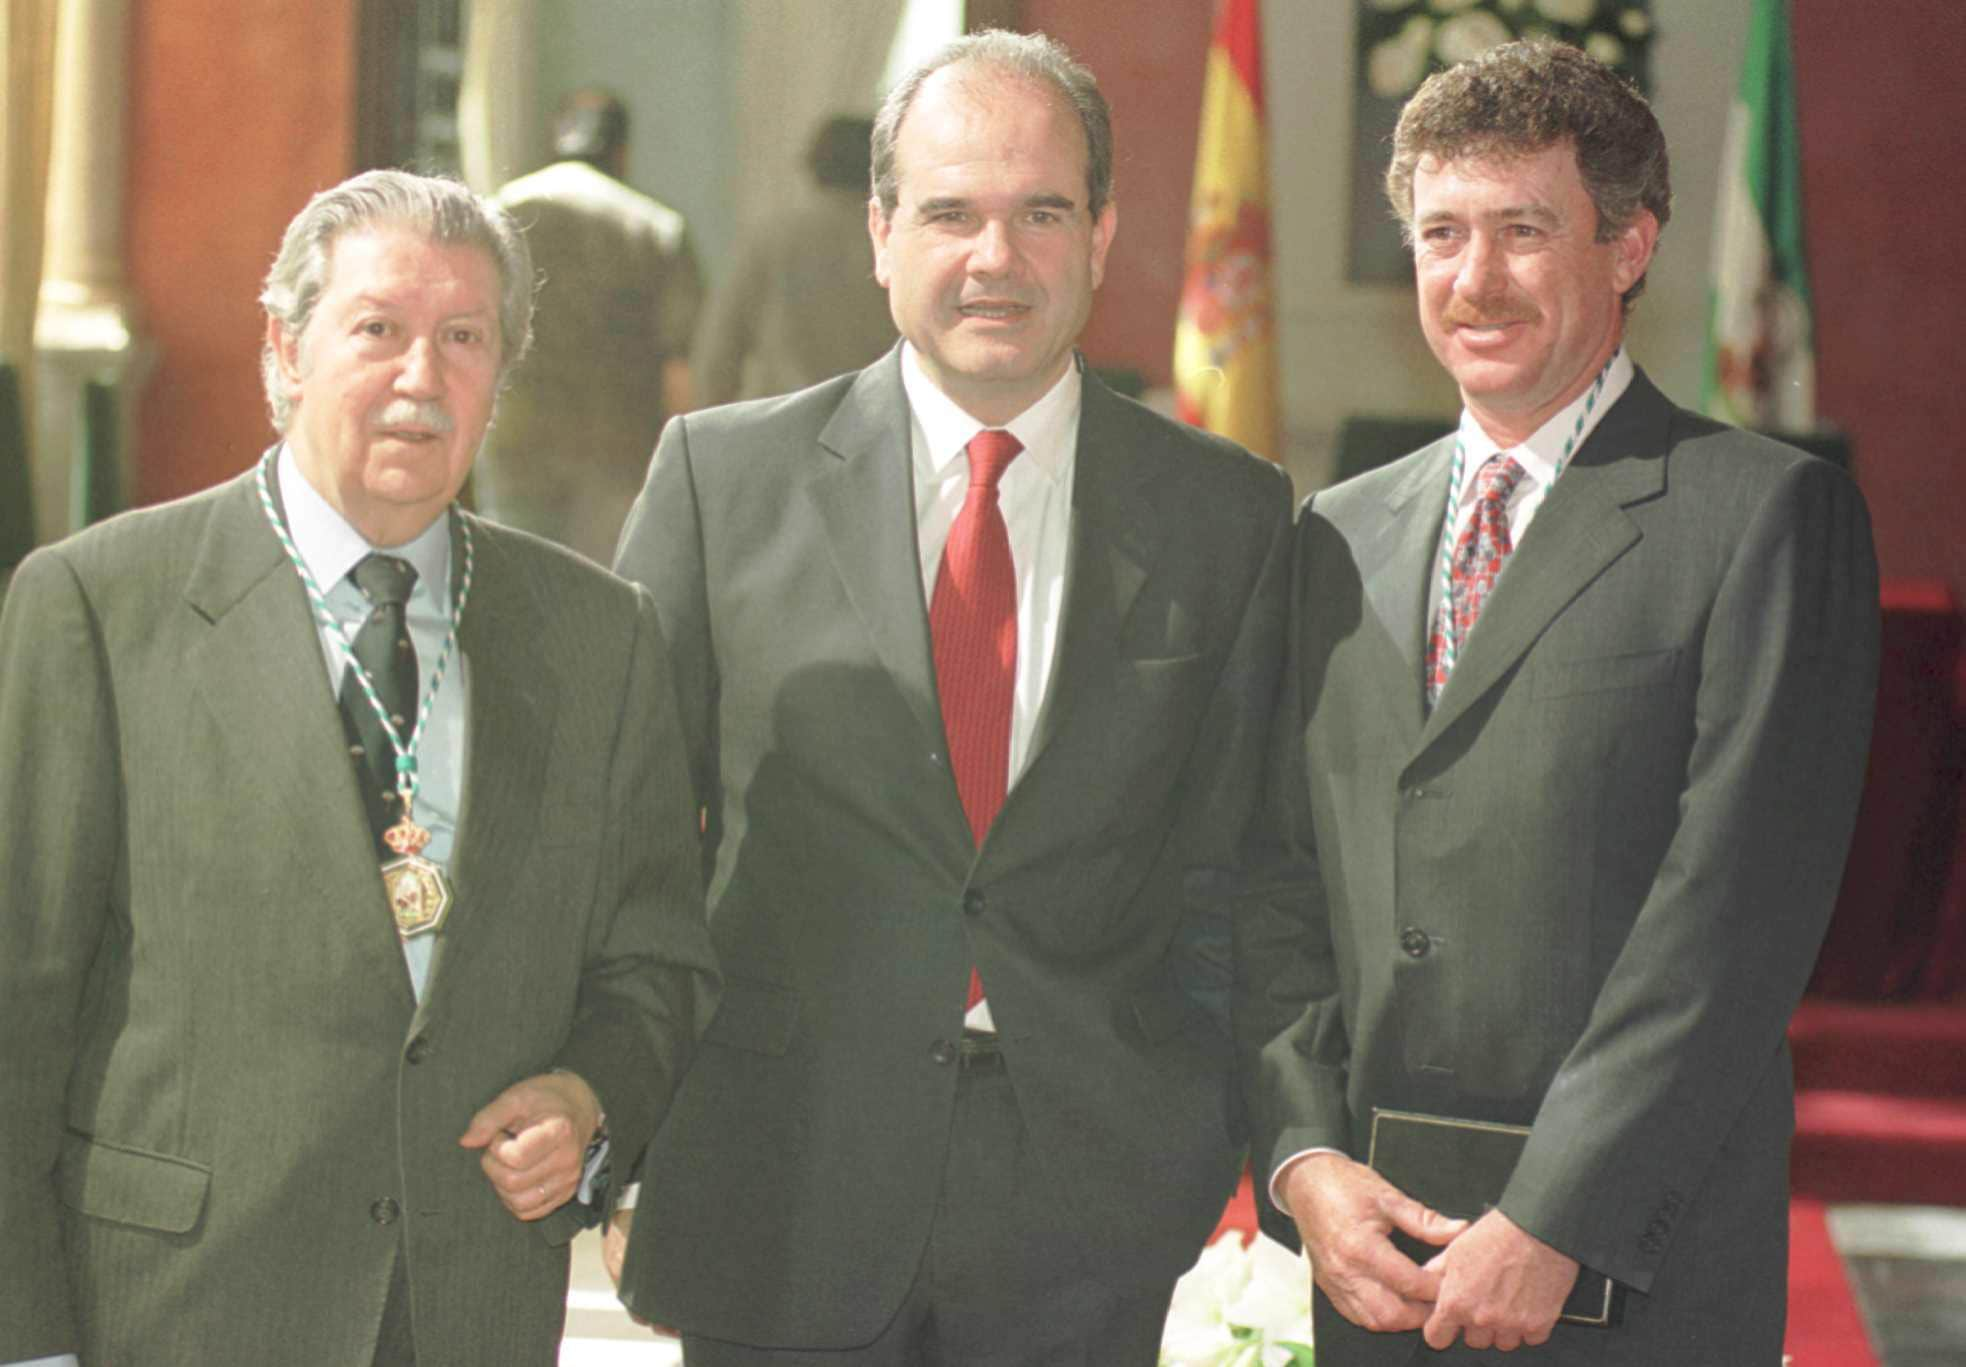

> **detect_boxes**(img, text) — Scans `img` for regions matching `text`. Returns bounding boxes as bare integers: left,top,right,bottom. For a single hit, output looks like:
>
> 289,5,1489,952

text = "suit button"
1400,927,1432,958
962,890,985,916
405,1034,431,1065
929,1038,959,1066
370,1197,400,1225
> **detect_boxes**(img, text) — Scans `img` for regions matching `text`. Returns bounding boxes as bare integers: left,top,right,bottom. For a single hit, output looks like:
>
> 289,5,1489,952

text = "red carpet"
1209,1176,1876,1363
1785,1198,1877,1366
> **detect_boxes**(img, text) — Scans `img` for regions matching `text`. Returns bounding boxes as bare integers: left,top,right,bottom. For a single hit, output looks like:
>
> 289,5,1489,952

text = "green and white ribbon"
255,449,473,816
1431,353,1614,681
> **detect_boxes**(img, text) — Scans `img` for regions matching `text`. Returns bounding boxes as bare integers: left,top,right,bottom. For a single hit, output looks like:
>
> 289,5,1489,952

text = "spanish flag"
1174,0,1280,464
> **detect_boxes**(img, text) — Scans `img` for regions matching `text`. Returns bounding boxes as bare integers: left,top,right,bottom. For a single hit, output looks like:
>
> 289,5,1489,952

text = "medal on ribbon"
382,794,452,937
256,451,474,941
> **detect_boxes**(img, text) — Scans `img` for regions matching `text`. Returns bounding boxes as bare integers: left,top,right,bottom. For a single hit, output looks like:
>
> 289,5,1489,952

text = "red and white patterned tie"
930,429,1022,1009
1425,454,1527,707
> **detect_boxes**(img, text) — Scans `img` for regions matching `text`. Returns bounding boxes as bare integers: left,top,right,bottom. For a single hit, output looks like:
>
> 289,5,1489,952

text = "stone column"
33,0,150,541
458,0,542,193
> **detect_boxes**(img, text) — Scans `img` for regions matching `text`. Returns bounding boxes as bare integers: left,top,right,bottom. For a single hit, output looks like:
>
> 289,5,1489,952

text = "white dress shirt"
903,342,1080,785
903,344,1081,1033
1439,348,1635,550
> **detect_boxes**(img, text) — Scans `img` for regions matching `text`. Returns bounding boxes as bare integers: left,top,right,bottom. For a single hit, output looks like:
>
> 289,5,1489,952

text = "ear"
1610,208,1660,297
1088,200,1118,291
868,197,894,289
267,314,306,397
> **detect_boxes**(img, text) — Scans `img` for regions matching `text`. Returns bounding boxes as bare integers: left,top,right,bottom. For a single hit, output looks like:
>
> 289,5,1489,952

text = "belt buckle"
957,1030,1004,1071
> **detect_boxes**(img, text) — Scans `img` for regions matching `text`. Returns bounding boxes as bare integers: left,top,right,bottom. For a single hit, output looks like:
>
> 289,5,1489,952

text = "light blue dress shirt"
278,444,468,1002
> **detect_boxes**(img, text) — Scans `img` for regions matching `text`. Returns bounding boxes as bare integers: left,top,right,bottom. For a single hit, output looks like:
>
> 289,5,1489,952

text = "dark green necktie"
338,554,419,853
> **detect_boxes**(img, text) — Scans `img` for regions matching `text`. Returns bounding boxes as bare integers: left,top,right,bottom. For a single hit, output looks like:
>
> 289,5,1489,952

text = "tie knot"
965,430,1023,491
352,554,417,608
1473,454,1528,506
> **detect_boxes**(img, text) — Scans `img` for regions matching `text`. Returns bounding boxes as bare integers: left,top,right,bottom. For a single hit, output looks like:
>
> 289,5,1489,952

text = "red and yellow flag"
1174,0,1280,463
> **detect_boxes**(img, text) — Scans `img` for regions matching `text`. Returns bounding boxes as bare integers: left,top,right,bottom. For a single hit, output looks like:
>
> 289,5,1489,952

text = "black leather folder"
1367,1107,1624,1328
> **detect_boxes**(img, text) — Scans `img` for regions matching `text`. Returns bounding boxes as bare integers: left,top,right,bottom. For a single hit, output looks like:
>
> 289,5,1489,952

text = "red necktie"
930,429,1022,1009
1425,454,1527,707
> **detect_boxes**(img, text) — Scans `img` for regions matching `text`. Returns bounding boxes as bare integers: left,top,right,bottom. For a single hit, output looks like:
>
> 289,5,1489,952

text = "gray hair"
870,29,1113,221
258,170,535,432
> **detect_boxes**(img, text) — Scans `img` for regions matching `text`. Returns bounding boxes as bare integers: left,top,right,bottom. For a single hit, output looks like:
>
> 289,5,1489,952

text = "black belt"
958,1030,1005,1072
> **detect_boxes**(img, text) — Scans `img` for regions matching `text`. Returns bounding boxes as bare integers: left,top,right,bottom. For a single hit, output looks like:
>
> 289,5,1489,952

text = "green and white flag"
1703,0,1813,429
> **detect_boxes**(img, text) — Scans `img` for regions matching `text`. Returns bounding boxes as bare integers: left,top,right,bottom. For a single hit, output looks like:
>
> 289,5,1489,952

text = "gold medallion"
383,853,452,939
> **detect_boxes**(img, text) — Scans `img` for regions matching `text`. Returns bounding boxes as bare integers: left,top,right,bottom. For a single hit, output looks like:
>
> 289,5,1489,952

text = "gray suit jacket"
612,350,1292,1347
1240,373,1879,1363
0,470,718,1366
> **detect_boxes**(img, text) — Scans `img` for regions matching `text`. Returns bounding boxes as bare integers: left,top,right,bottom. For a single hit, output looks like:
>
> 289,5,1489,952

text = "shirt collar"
276,443,452,607
901,342,1080,488
1454,346,1635,490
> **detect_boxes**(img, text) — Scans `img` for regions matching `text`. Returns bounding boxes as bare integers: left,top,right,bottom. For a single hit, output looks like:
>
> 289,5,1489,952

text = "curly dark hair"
1385,39,1672,306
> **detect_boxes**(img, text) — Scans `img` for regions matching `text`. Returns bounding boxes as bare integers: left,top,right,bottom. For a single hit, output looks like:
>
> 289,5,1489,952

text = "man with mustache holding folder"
1241,40,1878,1363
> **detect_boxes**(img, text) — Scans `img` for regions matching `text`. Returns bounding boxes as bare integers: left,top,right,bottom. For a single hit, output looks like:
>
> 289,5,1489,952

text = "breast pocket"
1533,647,1681,700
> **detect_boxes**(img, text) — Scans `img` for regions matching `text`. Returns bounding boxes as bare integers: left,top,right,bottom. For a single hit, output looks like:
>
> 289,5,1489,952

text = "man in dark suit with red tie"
609,29,1291,1366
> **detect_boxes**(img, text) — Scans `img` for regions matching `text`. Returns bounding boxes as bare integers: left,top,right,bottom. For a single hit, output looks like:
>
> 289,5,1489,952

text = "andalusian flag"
1174,0,1279,463
1703,0,1814,429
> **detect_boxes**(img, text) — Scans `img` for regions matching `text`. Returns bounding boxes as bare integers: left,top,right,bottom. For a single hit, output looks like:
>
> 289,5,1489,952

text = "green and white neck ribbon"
255,449,474,819
1430,352,1616,682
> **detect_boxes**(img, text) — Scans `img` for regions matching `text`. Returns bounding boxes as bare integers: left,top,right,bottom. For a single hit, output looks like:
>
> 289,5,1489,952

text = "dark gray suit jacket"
0,470,718,1366
613,350,1292,1347
1240,372,1879,1364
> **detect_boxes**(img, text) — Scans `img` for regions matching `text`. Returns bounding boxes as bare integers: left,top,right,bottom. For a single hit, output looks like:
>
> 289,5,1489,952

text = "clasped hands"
1280,1152,1581,1353
458,1070,603,1222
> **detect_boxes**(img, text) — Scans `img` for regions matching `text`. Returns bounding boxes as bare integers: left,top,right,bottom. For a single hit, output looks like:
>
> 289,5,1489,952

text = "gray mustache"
372,400,454,434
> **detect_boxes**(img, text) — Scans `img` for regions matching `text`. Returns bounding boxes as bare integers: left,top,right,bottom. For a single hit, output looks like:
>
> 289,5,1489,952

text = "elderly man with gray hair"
0,169,717,1367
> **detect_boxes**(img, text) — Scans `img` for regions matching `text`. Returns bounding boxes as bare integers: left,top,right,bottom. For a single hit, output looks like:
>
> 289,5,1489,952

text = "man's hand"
458,1071,603,1222
603,1208,633,1288
1422,1208,1580,1351
1280,1152,1467,1333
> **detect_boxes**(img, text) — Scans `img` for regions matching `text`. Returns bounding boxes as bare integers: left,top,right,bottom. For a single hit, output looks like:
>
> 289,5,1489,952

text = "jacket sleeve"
541,583,721,1241
1232,495,1358,1249
1499,458,1879,1292
0,549,121,1357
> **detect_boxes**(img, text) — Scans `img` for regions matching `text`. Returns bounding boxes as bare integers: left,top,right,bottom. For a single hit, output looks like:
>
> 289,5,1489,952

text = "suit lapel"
812,352,947,754
184,470,417,1012
1417,372,1672,749
1019,373,1156,775
420,517,556,1013
1357,438,1458,742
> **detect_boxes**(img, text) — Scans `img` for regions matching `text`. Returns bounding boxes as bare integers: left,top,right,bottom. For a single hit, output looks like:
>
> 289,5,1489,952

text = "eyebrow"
912,192,1081,217
1419,202,1562,229
346,291,494,320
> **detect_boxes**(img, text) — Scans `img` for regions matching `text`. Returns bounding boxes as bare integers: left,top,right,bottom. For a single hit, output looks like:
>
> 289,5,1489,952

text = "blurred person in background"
478,87,704,564
691,115,896,408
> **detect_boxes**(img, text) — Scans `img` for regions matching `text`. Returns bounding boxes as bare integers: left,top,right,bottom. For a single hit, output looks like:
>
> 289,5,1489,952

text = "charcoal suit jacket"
1240,371,1879,1364
613,348,1291,1348
0,469,718,1366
